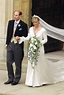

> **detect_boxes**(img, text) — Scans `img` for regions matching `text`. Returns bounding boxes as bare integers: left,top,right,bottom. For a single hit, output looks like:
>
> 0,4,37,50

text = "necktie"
14,21,18,29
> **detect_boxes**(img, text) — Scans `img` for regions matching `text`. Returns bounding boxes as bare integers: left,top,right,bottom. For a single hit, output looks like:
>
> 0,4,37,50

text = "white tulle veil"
32,15,64,42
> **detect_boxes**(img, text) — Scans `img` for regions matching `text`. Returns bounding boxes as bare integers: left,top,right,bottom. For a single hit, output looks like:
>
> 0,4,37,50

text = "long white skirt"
25,45,64,87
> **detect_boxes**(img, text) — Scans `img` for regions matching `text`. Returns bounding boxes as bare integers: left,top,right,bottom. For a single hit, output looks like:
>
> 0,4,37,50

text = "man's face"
14,11,20,21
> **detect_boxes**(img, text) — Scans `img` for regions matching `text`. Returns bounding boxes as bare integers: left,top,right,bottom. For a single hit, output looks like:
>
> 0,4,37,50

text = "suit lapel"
15,20,22,31
10,20,15,36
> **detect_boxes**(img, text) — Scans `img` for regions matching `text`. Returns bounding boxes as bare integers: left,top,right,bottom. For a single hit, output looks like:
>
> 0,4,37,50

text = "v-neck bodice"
29,27,46,39
31,27,43,36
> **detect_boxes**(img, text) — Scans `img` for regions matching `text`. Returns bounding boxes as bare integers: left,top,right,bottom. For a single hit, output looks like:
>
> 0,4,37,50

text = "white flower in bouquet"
28,36,42,69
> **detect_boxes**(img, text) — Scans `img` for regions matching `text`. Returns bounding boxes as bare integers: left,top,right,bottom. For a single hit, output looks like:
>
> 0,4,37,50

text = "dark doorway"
32,0,64,53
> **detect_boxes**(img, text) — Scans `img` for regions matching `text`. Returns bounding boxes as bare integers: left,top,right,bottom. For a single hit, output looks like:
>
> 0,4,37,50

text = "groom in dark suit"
4,10,28,85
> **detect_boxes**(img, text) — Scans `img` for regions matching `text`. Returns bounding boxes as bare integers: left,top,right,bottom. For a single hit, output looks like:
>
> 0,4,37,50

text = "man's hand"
19,36,25,44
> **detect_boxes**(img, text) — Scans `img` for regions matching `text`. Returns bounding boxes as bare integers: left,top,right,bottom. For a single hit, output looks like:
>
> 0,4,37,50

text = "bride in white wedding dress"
19,15,64,87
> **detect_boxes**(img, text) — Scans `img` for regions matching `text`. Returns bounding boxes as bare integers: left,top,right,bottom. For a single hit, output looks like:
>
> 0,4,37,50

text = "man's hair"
19,10,22,15
14,10,22,16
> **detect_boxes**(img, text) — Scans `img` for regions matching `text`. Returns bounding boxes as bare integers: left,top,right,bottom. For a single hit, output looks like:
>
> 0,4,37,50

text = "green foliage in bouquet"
28,36,42,68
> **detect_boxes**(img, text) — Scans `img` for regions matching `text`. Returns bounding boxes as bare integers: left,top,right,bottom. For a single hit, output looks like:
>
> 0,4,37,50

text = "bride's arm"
19,33,31,44
41,30,47,44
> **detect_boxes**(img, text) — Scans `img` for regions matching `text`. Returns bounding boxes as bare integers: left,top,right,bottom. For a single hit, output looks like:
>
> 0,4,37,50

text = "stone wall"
13,0,31,25
0,0,13,61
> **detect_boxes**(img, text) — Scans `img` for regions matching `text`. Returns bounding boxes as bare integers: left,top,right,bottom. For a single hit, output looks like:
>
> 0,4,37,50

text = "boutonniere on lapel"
18,24,21,27
18,24,22,31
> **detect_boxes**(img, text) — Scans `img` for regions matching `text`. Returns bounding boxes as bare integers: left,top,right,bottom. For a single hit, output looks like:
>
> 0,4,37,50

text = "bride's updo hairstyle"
32,15,40,23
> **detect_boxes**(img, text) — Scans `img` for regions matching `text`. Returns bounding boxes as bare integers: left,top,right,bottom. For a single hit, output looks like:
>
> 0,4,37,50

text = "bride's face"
32,18,39,27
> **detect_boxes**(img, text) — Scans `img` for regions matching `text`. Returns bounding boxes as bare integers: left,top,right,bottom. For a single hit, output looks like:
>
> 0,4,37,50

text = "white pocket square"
19,28,22,30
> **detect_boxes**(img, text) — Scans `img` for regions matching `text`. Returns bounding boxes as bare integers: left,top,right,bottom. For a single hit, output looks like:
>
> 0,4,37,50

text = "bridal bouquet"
28,36,42,68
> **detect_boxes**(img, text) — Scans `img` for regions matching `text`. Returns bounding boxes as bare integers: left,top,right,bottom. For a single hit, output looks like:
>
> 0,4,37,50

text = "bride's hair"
32,16,40,23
